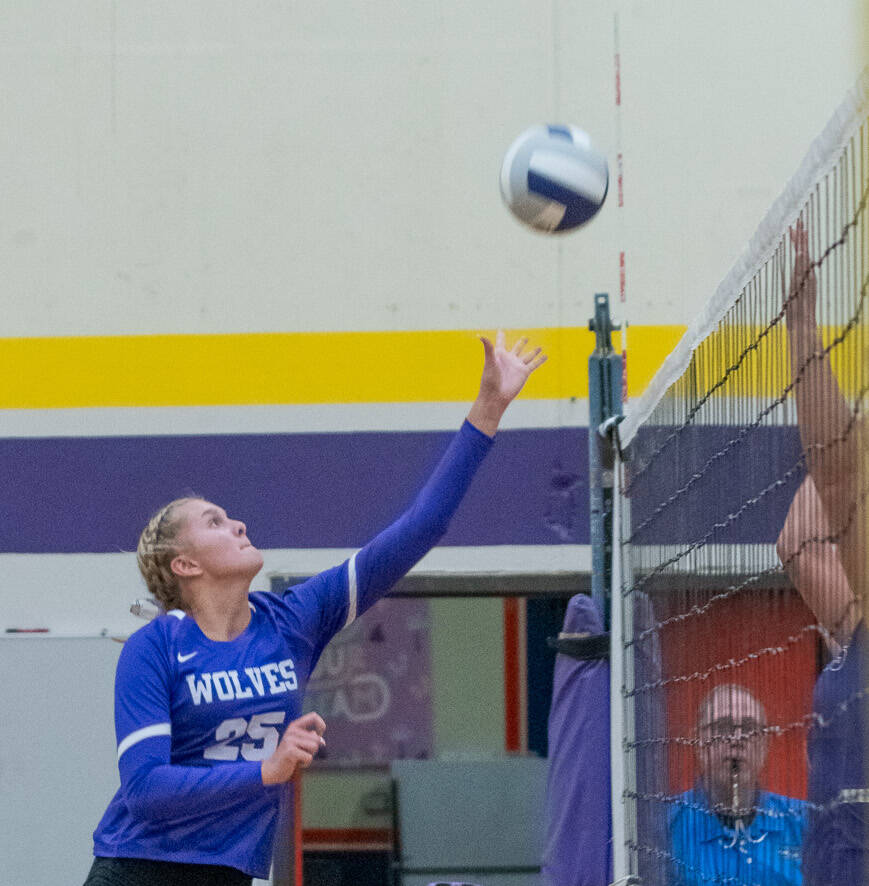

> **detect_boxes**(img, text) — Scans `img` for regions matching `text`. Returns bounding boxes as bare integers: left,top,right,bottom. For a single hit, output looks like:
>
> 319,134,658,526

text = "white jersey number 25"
204,711,287,761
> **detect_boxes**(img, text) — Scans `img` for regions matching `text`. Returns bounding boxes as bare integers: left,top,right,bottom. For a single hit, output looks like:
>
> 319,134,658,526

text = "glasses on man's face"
699,717,764,741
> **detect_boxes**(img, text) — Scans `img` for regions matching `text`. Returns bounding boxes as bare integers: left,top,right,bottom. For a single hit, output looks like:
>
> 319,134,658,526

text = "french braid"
136,498,198,612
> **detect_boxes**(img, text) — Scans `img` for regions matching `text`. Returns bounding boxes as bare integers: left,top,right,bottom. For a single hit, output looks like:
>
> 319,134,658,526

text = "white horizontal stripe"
117,723,171,760
344,551,358,629
629,543,781,573
0,632,127,640
0,546,591,635
262,545,591,579
0,399,588,438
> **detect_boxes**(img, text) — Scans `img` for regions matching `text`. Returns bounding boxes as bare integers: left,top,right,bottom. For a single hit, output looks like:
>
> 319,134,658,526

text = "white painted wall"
609,0,864,325
2,1,861,338
1,639,121,886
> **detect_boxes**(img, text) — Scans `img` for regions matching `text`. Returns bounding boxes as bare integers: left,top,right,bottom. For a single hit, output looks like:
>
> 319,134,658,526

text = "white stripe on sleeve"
343,552,358,629
117,723,172,760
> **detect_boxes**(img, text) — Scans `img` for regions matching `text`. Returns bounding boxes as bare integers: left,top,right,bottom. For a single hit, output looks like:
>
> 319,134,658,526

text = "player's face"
174,499,264,582
697,689,768,802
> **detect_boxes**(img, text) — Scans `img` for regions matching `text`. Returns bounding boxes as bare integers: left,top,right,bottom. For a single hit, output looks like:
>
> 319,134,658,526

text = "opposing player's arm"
776,475,857,649
784,221,864,594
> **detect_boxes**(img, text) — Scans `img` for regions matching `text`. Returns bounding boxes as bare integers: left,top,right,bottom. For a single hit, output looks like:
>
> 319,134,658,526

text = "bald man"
669,684,807,886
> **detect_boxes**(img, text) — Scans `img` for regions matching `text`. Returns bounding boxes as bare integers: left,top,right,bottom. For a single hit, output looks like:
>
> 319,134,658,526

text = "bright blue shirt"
670,785,807,886
92,420,492,878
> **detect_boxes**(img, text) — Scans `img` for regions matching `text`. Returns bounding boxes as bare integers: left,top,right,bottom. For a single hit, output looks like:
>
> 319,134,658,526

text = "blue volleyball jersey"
92,420,492,878
803,620,869,886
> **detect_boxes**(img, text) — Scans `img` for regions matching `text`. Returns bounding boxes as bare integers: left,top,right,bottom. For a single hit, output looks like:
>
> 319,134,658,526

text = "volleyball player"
83,332,546,886
777,220,867,886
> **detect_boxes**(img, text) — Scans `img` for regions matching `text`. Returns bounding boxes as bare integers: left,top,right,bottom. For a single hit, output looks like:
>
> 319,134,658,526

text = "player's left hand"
478,330,546,407
466,330,546,437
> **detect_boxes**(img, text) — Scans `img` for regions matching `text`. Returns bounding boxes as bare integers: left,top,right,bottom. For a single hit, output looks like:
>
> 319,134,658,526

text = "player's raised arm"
284,332,548,647
785,221,855,484
783,219,864,598
354,331,546,588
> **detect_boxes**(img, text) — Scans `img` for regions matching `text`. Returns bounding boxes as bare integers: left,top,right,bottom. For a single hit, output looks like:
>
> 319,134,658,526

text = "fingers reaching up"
468,330,547,437
478,330,548,397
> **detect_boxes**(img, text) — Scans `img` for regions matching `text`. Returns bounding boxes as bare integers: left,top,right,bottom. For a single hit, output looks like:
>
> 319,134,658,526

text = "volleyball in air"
500,125,609,234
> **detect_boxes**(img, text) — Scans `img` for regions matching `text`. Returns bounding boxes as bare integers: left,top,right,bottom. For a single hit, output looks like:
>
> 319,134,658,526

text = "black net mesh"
616,79,868,886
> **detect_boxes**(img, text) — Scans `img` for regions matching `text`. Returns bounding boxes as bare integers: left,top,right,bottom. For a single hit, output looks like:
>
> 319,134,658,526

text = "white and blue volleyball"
500,125,609,234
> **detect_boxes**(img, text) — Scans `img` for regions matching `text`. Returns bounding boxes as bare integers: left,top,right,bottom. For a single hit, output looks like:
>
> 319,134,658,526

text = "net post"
589,292,624,629
609,446,638,886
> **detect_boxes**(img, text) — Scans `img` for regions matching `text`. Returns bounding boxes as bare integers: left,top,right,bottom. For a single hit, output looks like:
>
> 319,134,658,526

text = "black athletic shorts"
83,856,253,886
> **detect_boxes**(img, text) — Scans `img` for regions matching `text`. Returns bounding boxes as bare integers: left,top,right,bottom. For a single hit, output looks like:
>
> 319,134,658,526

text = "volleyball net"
612,71,868,885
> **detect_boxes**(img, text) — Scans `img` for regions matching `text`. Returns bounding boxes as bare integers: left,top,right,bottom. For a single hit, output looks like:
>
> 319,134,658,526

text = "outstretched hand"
466,330,547,437
478,330,547,404
785,218,816,323
790,217,808,253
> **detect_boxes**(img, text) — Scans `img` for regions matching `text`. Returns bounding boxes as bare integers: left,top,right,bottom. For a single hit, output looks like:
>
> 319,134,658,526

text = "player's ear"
171,554,202,578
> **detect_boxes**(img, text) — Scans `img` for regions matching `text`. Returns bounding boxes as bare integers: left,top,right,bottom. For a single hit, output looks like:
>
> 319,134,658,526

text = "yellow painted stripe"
0,326,685,408
687,322,866,400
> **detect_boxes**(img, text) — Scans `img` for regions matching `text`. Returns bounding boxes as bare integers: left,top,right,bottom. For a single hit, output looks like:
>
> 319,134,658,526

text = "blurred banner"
302,597,433,765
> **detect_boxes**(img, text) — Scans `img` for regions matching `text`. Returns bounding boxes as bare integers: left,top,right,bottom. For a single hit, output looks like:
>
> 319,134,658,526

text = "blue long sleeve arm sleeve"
119,742,269,822
352,419,493,615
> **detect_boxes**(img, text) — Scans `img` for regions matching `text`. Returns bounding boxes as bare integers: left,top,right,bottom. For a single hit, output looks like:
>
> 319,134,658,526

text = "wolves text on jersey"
186,659,298,705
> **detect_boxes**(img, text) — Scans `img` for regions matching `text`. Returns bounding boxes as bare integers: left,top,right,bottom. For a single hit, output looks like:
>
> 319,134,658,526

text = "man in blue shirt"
670,683,807,886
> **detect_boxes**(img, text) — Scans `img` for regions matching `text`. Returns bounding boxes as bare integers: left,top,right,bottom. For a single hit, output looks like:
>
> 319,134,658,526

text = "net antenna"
612,69,868,885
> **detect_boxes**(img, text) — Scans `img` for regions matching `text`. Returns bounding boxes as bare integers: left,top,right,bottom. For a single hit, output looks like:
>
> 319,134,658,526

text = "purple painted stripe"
0,428,589,553
629,425,804,545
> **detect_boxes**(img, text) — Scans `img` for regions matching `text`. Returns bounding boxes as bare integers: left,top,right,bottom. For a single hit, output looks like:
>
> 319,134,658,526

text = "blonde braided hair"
136,497,199,612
